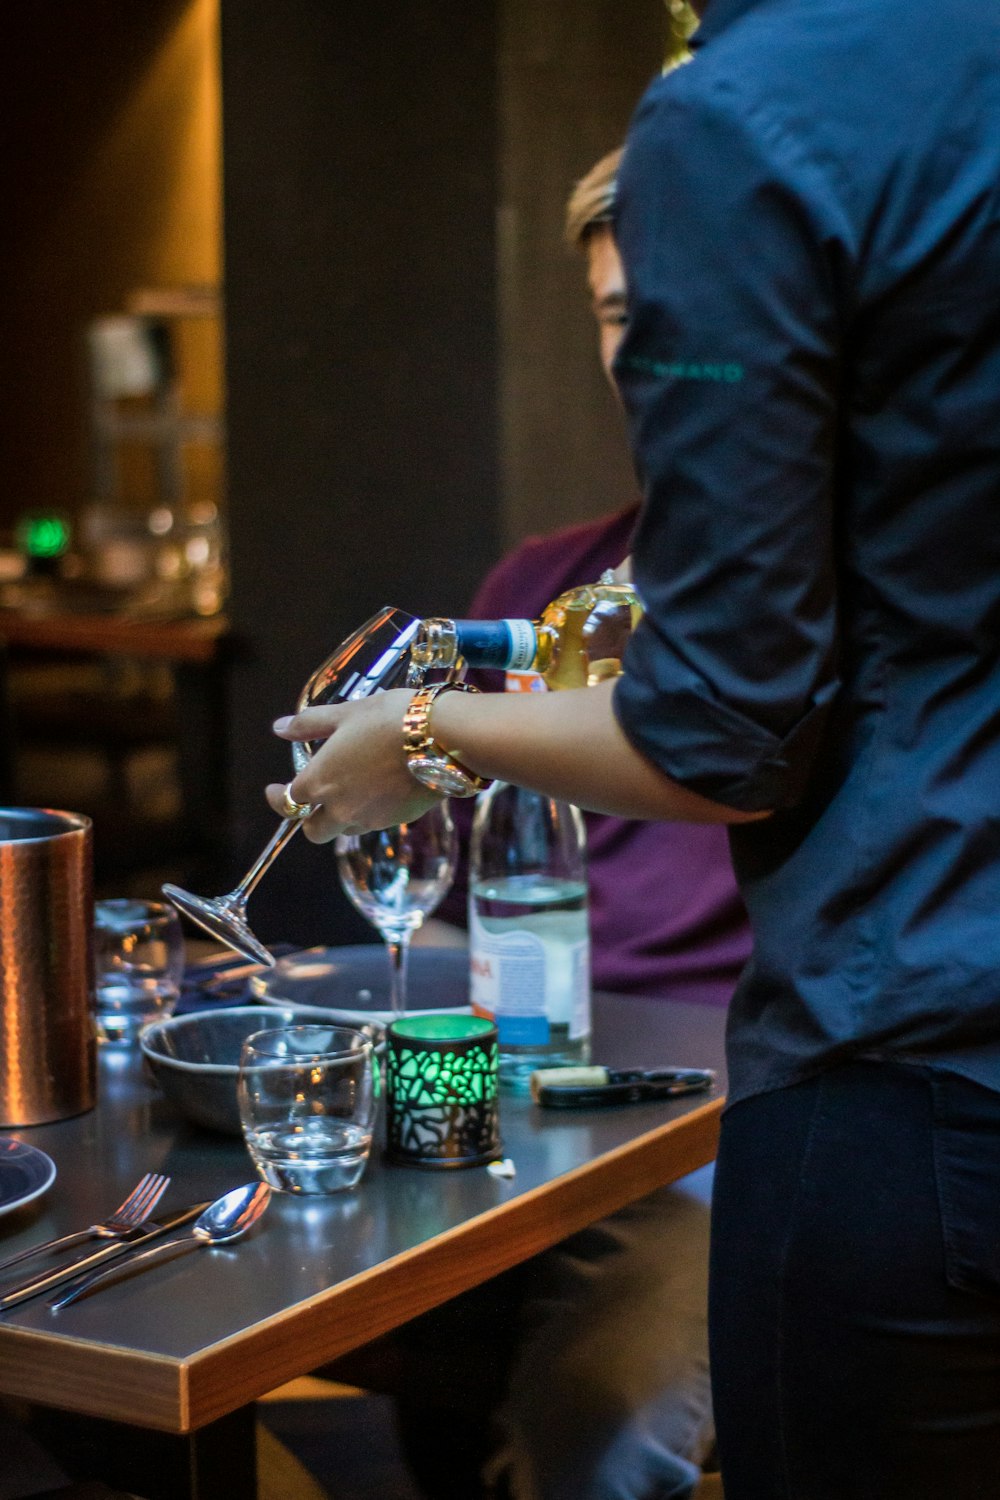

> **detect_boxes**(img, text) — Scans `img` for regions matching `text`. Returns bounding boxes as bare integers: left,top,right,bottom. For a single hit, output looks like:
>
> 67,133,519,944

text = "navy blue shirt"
611,0,1000,1104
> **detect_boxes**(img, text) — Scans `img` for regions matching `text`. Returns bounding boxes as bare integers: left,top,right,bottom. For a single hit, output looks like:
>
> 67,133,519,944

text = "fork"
52,1183,271,1308
0,1172,171,1274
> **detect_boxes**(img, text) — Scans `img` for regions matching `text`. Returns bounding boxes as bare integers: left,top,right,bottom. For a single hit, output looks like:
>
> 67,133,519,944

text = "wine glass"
335,802,458,1017
163,606,423,966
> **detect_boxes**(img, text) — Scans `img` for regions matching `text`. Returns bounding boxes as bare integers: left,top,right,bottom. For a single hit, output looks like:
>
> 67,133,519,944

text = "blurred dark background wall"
0,0,665,948
498,0,665,547
220,0,664,947
220,0,502,945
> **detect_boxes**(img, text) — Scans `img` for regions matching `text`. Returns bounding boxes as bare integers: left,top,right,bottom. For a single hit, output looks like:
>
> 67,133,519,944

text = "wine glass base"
161,884,277,967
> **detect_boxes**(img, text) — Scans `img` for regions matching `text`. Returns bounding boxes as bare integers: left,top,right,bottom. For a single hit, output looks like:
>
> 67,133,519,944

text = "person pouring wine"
286,143,741,1500
270,0,1000,1495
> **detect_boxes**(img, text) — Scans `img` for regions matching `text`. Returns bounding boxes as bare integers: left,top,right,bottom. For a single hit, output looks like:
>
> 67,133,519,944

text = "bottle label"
452,619,537,672
501,619,539,672
569,942,591,1041
469,902,591,1045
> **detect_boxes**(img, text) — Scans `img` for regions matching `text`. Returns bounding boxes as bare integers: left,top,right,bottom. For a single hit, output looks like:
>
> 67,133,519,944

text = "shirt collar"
690,0,765,50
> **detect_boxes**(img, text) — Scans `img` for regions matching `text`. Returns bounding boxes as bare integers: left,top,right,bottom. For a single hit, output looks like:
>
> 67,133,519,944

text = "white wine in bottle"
411,578,641,691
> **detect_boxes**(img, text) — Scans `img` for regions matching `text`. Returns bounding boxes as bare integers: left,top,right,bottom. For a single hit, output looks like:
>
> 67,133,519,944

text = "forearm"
269,678,767,841
430,679,765,825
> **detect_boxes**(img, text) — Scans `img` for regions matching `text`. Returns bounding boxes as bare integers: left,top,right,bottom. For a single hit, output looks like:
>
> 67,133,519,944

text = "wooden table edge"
0,1095,722,1432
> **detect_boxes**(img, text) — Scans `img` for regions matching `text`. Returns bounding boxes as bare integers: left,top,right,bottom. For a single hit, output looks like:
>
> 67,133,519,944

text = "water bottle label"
470,928,546,1018
496,1013,551,1045
470,919,589,1041
569,942,590,1041
504,670,547,694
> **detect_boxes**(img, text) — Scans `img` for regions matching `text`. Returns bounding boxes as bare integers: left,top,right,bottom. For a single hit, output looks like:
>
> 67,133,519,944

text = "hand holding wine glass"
163,606,423,966
336,802,458,1017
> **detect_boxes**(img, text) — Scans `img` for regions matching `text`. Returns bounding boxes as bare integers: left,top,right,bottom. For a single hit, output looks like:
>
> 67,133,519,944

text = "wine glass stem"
385,934,411,1018
231,816,305,904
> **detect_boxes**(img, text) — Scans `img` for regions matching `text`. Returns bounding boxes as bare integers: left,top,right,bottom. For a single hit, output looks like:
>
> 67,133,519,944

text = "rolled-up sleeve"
612,70,846,812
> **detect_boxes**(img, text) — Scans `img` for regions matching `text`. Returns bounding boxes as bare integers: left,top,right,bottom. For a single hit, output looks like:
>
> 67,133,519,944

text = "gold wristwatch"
402,682,491,797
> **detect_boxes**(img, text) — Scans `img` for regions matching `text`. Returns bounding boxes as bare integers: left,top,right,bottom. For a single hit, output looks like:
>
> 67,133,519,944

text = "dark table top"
0,957,727,1433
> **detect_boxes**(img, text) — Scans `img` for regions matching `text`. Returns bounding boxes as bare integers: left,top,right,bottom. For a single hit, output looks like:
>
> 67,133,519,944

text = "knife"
530,1066,716,1109
0,1202,210,1311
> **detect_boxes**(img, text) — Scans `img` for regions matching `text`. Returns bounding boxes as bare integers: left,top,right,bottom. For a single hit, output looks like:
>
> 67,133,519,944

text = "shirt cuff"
613,638,837,813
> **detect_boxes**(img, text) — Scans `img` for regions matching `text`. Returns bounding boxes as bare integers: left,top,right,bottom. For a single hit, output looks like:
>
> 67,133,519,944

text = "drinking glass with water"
237,1024,376,1194
93,898,185,1044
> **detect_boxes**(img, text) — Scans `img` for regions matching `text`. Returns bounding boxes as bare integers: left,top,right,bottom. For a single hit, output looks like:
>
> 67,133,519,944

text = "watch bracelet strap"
403,681,491,793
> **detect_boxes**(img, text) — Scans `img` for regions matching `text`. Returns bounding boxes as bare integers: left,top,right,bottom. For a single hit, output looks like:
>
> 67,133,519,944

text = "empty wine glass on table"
163,606,423,966
336,802,458,1017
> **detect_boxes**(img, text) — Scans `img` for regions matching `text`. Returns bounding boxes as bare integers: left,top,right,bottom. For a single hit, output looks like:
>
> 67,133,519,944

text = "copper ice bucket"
0,809,96,1126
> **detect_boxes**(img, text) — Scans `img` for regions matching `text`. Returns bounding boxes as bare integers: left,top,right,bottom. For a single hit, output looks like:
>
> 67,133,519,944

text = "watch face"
408,755,476,797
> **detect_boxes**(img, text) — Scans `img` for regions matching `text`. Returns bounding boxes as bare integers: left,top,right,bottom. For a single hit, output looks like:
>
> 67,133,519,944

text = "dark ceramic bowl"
140,1005,384,1136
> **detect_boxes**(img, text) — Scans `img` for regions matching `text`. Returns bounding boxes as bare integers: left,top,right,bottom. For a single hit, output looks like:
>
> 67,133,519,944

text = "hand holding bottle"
268,574,755,844
411,578,641,690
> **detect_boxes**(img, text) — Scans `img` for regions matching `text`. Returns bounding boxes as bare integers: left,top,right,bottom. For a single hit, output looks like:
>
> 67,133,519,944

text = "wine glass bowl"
163,606,423,965
290,616,420,769
336,802,458,1017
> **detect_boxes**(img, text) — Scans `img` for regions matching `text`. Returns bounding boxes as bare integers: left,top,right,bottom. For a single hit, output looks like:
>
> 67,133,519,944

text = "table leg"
28,1405,258,1500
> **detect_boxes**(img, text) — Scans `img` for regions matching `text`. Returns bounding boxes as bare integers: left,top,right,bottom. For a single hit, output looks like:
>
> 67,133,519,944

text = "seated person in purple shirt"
328,150,748,1500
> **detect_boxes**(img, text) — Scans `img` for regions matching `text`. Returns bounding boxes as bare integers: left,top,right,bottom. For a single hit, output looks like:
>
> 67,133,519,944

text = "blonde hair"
564,148,623,249
663,0,699,70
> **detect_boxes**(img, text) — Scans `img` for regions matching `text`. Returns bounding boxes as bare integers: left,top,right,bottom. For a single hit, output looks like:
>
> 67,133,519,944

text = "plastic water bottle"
469,782,591,1093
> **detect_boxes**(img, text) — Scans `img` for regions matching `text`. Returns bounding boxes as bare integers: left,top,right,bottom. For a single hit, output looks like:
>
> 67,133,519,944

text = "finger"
297,806,342,845
272,705,345,739
265,781,312,818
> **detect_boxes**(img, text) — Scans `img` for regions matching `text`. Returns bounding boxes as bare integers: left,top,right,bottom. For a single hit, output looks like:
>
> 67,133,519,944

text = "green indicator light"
17,515,70,559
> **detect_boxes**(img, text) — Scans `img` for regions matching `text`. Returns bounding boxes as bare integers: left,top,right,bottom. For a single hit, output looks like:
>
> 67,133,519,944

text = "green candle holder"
385,1014,501,1169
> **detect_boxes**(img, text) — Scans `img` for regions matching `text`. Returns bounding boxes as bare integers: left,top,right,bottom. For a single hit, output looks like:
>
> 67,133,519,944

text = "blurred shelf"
0,608,228,662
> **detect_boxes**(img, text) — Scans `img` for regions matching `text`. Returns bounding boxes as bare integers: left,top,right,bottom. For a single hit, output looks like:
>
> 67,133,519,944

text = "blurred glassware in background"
87,316,169,401
139,498,227,616
79,503,157,593
73,498,227,617
83,297,228,619
170,498,227,616
0,529,28,585
93,897,185,1044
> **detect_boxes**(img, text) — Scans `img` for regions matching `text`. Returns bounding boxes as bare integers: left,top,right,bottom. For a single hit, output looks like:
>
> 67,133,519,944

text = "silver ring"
280,783,311,819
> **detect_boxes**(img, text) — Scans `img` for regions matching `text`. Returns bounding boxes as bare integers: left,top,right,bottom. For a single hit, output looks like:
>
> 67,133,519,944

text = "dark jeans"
710,1060,1000,1499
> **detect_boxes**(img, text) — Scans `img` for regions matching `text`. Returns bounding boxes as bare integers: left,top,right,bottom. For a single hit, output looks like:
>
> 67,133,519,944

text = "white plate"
0,1139,57,1219
251,944,471,1026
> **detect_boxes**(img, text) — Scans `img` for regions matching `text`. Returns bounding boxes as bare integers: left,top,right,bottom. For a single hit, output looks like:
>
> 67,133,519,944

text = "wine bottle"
411,577,641,691
469,781,591,1092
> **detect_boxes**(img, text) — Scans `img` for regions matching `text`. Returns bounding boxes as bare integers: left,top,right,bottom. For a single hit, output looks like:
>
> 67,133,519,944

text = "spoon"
52,1183,272,1309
